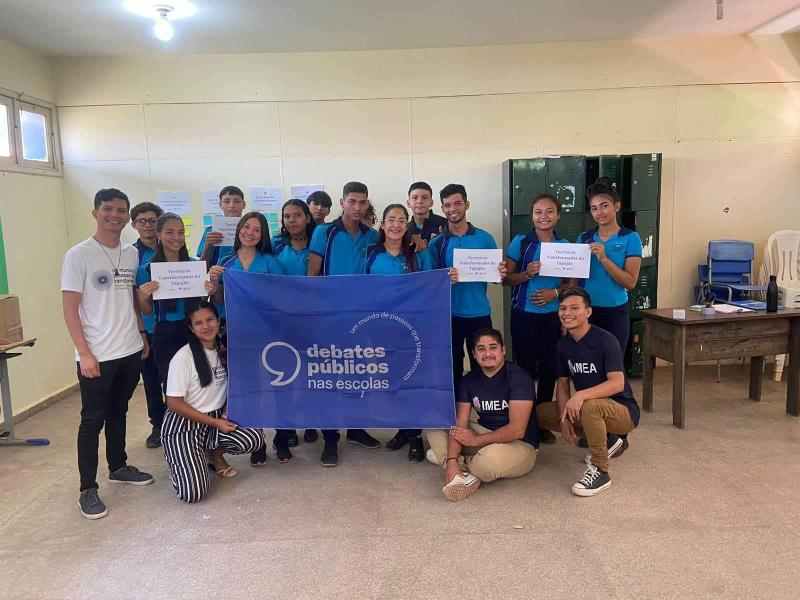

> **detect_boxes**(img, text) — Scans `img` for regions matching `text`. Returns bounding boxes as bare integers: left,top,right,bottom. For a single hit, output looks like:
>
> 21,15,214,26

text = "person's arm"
62,291,100,378
563,372,625,422
307,253,323,276
598,255,641,290
137,282,158,315
452,400,532,447
165,395,237,432
445,402,472,483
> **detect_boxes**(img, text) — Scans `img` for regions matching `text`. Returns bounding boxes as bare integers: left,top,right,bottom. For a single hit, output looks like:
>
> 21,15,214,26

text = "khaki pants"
423,422,537,483
536,398,634,472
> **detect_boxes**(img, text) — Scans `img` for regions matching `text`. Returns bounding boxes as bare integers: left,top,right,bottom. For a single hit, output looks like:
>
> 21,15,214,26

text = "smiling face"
283,204,310,237
158,217,186,256
93,198,130,236
238,217,262,248
589,194,619,227
441,193,468,225
408,188,433,219
531,197,560,232
558,294,592,331
381,206,409,243
220,192,245,218
473,335,506,371
189,307,220,344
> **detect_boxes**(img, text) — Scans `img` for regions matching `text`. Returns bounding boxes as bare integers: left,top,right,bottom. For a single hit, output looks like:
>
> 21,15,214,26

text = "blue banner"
225,269,455,429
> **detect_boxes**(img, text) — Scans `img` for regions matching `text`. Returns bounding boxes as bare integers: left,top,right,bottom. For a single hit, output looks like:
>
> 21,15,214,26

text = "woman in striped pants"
162,301,264,503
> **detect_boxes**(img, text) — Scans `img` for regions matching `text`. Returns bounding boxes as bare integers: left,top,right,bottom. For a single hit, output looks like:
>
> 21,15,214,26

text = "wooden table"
641,309,800,428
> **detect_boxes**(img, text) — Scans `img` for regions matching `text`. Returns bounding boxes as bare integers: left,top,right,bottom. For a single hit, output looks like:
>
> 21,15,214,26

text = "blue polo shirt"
578,227,643,308
216,251,285,319
366,245,434,274
134,240,157,334
408,211,447,242
506,231,567,314
271,235,311,276
309,218,379,275
136,260,199,323
196,225,234,265
429,223,497,318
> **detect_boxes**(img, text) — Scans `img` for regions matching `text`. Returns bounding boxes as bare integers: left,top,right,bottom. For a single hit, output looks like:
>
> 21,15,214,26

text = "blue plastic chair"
703,240,766,302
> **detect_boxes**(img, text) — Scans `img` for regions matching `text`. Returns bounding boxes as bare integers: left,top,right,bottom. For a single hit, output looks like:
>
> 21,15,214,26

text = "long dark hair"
151,212,191,263
378,204,417,272
232,211,272,255
280,198,315,242
185,301,225,388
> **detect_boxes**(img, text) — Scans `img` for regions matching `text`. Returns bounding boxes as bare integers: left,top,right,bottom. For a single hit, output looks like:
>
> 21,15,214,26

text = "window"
0,89,61,175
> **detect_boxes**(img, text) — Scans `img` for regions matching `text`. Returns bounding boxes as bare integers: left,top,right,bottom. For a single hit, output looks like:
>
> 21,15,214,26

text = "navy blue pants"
152,320,189,391
141,332,165,429
589,304,630,355
510,309,560,404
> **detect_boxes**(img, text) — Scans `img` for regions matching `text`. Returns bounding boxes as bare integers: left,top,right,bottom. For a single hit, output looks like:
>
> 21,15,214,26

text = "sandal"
209,449,238,478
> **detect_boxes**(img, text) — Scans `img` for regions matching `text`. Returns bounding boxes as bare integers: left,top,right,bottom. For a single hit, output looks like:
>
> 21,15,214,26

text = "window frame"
0,94,14,171
0,86,62,177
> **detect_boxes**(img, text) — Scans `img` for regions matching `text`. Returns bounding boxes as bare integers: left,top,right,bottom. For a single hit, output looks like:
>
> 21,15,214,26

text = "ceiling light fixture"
152,5,174,41
124,1,196,42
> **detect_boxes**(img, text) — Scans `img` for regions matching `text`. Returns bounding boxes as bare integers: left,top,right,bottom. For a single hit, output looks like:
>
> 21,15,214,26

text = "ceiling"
0,0,798,57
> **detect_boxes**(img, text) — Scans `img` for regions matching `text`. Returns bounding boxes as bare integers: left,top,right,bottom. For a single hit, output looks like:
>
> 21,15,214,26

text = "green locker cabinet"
635,209,658,266
509,159,547,216
630,264,657,318
630,153,661,211
545,156,586,213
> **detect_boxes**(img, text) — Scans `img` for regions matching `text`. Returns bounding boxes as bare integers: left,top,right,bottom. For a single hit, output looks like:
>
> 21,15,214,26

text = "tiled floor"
1,364,799,600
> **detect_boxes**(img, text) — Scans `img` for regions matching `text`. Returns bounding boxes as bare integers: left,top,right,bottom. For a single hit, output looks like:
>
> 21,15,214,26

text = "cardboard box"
0,295,23,344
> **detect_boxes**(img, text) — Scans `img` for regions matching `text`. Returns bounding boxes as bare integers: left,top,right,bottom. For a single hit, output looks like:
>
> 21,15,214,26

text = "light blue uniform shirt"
196,225,234,265
272,235,311,276
309,218,379,275
506,233,568,314
578,227,643,308
136,259,198,323
366,246,434,274
217,251,286,319
134,240,157,334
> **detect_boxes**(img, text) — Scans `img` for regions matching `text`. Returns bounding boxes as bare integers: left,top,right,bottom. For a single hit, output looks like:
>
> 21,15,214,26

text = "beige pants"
423,422,537,483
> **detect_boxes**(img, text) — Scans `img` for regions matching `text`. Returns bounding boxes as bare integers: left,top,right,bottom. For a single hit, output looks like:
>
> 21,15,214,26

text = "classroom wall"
0,39,76,416
55,34,800,327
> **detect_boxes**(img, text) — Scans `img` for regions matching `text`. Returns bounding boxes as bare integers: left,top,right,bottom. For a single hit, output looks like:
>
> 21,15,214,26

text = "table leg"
642,320,654,412
672,327,687,429
787,319,800,416
749,356,764,402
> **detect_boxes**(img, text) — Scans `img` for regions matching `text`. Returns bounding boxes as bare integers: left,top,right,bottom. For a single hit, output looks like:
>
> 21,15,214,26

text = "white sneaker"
426,448,441,466
442,472,481,502
583,435,625,465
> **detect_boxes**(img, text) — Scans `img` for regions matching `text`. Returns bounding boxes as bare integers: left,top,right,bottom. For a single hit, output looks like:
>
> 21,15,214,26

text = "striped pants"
161,408,264,503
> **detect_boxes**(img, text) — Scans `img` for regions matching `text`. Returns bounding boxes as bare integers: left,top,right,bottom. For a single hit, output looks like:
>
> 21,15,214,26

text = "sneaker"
407,436,424,462
385,431,408,451
303,429,319,443
583,435,629,465
108,465,154,486
572,464,612,497
287,430,299,448
78,488,108,520
145,427,161,449
346,429,381,449
250,446,268,467
425,448,441,466
321,442,338,467
442,472,481,502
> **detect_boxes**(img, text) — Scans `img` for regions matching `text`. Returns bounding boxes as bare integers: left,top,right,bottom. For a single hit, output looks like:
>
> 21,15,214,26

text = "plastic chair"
706,240,766,302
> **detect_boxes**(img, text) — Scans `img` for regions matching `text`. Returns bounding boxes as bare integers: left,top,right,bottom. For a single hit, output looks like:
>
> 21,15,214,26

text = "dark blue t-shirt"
556,325,640,425
457,362,539,448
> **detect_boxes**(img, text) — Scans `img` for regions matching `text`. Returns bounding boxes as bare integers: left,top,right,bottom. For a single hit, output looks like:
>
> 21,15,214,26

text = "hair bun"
587,177,620,202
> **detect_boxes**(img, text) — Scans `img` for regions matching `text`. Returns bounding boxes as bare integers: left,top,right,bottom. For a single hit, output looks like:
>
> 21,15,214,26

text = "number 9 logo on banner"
261,341,302,386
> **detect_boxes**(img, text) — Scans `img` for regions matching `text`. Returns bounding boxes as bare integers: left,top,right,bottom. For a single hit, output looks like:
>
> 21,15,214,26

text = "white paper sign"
250,186,283,212
156,191,192,216
202,190,223,216
539,242,591,279
290,185,324,202
211,216,240,246
453,249,503,283
150,261,208,300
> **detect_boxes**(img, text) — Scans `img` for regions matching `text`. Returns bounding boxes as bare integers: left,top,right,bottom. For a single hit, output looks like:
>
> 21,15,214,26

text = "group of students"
61,177,642,519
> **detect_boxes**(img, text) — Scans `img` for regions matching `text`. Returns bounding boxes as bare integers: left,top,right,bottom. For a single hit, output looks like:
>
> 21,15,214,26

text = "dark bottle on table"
766,275,779,313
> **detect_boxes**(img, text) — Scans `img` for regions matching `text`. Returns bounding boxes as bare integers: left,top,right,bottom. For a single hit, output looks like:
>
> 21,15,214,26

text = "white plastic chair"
760,230,800,381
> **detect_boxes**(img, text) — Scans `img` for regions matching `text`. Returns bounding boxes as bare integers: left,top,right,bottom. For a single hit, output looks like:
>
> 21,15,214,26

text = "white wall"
0,39,76,416
56,35,800,326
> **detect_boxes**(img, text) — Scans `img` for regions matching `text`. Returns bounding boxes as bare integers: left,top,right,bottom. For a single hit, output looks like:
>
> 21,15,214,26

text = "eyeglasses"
383,217,408,226
134,218,158,225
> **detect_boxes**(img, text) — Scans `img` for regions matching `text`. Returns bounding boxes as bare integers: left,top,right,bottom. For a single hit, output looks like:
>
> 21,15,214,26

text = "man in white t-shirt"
61,188,155,520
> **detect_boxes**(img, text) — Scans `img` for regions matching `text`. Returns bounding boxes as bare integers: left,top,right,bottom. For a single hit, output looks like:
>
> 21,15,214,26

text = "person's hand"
497,262,508,279
204,280,218,295
525,261,541,278
450,426,479,447
411,234,428,251
448,267,459,283
141,333,150,360
563,393,585,423
215,418,237,433
531,288,558,306
78,352,101,379
139,281,160,297
560,419,577,446
208,265,224,282
590,242,607,262
206,231,224,247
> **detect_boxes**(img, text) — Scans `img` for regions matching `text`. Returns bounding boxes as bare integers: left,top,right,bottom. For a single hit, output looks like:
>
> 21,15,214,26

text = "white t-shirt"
166,344,227,414
61,237,143,362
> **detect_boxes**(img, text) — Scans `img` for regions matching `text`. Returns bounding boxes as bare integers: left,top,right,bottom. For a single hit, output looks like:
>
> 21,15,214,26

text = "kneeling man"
537,287,639,497
425,328,538,501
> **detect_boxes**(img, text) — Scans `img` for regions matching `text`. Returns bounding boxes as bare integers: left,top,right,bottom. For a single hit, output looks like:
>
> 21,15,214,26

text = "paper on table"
151,261,208,301
713,303,754,314
453,248,503,283
211,216,240,246
290,185,324,202
156,191,192,216
539,242,591,279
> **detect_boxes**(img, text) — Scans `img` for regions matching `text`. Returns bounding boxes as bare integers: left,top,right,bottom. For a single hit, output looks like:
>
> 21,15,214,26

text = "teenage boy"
425,328,538,502
196,185,246,265
62,188,155,520
406,181,447,250
308,181,381,466
428,184,506,392
130,201,164,448
307,190,333,225
536,287,639,497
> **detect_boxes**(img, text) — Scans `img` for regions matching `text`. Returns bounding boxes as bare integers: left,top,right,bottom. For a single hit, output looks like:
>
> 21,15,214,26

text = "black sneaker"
108,465,154,486
250,446,268,467
539,429,556,444
346,429,381,449
303,429,319,443
145,427,161,449
407,436,424,462
385,431,408,451
572,464,612,497
78,488,108,520
321,442,338,467
287,430,299,448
